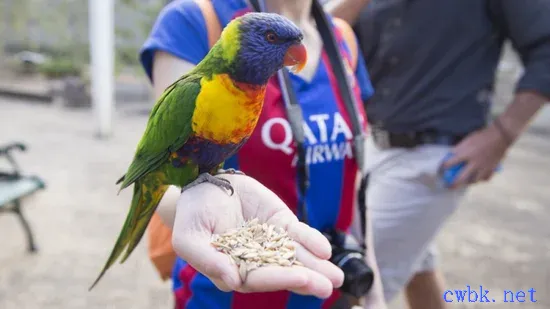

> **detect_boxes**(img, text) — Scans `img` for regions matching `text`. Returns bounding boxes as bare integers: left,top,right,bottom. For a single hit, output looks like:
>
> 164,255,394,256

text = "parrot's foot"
182,173,235,195
216,168,246,176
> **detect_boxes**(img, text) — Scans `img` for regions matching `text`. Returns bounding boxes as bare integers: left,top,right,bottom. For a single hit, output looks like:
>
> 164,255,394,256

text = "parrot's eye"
265,31,278,43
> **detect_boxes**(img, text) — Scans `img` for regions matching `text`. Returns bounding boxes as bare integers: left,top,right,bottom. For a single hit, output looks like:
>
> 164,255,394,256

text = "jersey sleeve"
332,17,375,103
139,0,210,82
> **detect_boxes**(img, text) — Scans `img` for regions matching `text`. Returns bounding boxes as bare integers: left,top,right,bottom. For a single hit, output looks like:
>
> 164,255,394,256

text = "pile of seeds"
211,218,303,281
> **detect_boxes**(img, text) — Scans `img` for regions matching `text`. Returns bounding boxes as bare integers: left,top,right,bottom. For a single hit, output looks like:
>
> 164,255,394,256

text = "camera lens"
322,229,375,298
338,254,375,298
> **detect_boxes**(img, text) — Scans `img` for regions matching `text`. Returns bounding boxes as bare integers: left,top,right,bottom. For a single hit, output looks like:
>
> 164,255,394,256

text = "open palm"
172,174,344,299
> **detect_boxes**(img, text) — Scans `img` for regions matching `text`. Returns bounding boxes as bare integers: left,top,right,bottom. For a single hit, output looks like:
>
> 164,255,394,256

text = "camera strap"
249,0,368,244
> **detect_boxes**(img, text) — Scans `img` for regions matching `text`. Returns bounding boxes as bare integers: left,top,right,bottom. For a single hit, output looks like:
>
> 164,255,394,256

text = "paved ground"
0,47,549,308
0,101,173,309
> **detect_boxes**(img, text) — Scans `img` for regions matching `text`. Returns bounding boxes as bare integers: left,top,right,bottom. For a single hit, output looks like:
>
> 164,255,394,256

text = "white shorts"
363,135,467,301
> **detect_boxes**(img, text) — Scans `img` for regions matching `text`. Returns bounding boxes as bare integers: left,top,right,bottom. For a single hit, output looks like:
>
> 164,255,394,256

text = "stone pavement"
0,98,548,309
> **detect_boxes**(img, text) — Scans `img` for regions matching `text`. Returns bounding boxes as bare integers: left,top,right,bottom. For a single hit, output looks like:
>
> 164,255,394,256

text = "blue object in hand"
441,153,502,187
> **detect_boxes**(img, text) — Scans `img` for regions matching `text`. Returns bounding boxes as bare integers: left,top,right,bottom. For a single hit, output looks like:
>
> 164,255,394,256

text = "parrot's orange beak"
284,42,307,73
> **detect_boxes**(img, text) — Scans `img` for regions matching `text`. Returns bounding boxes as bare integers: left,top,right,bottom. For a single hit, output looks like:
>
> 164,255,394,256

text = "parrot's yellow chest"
191,74,266,145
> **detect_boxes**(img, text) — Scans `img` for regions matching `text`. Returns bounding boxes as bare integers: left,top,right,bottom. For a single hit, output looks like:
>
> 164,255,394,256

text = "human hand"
171,174,344,299
442,121,511,188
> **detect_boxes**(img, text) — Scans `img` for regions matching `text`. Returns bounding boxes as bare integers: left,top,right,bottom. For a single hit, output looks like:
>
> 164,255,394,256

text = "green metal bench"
0,142,45,253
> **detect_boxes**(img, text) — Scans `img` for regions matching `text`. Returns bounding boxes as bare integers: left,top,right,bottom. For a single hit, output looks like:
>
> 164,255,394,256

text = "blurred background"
0,1,548,308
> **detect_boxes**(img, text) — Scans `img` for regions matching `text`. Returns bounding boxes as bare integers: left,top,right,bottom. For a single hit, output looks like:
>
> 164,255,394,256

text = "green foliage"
112,0,167,71
38,58,83,79
1,0,167,78
117,46,140,66
117,0,165,40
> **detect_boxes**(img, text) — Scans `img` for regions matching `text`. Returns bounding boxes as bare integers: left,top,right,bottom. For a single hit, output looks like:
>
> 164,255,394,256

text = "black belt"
371,127,467,149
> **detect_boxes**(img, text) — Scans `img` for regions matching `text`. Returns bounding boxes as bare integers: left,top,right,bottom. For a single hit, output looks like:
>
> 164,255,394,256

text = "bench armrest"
0,142,27,176
0,142,27,156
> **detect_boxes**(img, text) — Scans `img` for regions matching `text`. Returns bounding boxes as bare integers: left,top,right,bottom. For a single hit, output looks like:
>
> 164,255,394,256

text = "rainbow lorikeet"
89,12,307,290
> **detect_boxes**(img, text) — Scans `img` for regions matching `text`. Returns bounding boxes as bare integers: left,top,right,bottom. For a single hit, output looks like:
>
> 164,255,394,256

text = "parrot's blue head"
220,12,307,85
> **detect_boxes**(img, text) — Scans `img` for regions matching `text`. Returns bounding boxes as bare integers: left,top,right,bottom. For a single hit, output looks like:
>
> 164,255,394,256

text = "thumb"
441,152,467,169
172,232,241,290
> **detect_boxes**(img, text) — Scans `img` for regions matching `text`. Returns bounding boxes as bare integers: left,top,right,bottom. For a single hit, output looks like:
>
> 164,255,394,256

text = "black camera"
323,229,375,299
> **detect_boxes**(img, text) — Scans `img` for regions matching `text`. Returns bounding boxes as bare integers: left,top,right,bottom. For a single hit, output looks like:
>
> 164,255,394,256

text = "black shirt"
354,0,550,135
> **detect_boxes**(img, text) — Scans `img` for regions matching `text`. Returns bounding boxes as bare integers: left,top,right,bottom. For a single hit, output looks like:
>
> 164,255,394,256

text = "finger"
239,265,334,299
475,168,492,183
482,167,497,182
288,221,332,260
226,176,332,260
466,170,478,184
482,168,496,181
211,277,234,292
270,216,332,261
442,151,468,169
172,231,241,290
238,265,306,292
285,267,335,299
295,242,344,288
451,163,478,188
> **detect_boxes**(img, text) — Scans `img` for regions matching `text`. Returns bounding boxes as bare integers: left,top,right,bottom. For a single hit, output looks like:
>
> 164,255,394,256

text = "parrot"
88,12,307,290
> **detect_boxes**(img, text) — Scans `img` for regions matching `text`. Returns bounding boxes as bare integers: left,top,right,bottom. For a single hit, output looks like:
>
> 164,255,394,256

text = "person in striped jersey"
140,0,386,308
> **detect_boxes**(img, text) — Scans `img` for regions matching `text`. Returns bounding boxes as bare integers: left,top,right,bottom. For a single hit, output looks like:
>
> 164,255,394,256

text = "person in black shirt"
328,0,550,308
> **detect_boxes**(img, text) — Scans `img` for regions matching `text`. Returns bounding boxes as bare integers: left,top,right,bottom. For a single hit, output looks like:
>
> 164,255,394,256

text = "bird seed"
211,218,303,282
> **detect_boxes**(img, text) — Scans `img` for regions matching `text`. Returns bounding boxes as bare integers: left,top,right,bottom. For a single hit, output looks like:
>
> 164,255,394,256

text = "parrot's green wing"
117,73,202,191
89,74,202,291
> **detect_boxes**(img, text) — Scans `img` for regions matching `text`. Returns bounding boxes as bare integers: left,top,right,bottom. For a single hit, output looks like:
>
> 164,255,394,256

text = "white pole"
88,0,115,138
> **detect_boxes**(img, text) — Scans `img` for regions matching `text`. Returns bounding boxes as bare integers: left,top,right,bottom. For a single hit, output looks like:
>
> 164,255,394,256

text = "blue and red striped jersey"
140,1,374,308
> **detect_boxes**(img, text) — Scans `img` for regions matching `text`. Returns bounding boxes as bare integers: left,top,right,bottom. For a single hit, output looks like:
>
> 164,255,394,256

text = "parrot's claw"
216,168,246,176
182,173,235,195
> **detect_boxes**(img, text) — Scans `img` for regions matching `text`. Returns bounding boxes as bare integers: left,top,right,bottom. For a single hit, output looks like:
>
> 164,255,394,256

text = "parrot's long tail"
89,175,169,291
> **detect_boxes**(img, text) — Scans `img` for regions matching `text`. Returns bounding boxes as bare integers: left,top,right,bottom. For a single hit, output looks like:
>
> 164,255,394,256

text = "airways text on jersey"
261,111,361,166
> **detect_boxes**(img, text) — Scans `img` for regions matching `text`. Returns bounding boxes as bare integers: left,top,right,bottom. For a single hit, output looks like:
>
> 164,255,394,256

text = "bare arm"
152,50,197,228
492,0,550,140
497,91,546,143
324,0,370,25
443,0,550,186
492,0,550,141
